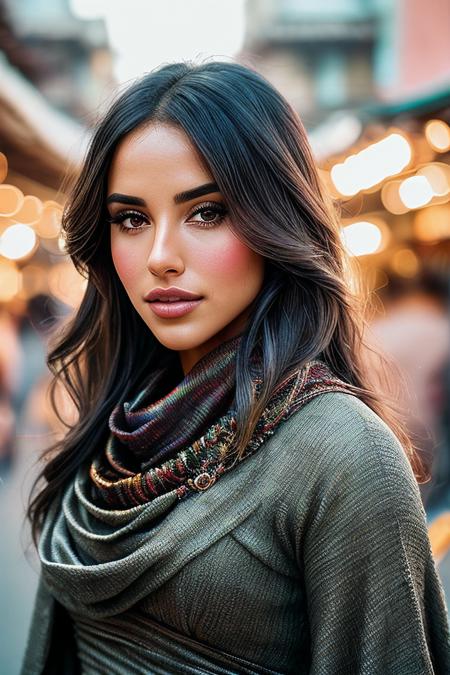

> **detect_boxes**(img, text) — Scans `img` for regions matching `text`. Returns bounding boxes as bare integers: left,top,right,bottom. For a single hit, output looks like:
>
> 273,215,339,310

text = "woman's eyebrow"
106,182,220,208
106,193,146,206
173,182,219,204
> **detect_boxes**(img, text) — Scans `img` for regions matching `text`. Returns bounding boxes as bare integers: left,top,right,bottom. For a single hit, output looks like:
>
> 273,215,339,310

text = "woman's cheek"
203,236,259,282
111,238,142,285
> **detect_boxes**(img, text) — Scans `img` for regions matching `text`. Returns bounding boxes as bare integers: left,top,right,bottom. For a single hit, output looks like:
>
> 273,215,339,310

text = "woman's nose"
146,224,185,277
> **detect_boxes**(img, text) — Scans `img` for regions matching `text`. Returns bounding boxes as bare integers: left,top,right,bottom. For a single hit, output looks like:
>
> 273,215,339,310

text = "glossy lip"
144,286,203,302
148,299,203,318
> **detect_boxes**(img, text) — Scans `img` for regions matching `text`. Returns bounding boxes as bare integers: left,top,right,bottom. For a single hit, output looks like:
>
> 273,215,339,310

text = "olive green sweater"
22,392,450,674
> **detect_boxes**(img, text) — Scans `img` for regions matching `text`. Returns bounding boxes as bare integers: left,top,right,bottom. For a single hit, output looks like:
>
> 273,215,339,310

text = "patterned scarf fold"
90,334,354,511
108,334,247,470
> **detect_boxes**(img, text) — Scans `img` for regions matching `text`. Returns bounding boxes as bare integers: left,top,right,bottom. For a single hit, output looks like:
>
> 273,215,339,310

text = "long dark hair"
27,59,427,544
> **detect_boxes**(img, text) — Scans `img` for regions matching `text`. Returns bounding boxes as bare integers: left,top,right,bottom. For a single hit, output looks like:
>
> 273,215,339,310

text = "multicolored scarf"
90,334,353,510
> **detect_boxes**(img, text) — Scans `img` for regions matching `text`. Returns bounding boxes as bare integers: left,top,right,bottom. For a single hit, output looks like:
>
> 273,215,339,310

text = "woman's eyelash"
188,202,228,227
108,202,228,233
108,210,148,233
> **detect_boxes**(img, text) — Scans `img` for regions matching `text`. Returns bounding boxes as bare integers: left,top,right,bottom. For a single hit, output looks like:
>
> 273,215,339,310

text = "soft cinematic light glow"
0,152,7,183
70,0,246,82
14,195,43,224
21,264,48,299
0,261,21,301
390,248,419,278
341,221,383,257
0,184,24,217
331,133,412,197
381,180,408,215
414,205,450,241
35,202,63,239
48,262,87,308
425,120,450,152
0,223,37,260
418,163,450,197
399,175,434,209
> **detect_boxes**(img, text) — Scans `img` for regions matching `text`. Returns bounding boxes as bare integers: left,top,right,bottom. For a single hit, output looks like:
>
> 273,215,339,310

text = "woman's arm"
301,406,450,675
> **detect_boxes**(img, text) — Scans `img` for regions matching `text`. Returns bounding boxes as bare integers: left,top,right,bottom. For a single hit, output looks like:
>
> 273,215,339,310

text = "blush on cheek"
205,237,258,280
111,240,141,283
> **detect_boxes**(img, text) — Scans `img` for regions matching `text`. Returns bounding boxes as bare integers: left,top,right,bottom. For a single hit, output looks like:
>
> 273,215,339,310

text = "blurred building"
245,0,380,123
1,0,111,119
244,0,450,125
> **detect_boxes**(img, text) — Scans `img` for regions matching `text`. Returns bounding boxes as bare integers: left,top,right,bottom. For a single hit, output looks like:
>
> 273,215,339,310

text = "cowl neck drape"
38,338,353,618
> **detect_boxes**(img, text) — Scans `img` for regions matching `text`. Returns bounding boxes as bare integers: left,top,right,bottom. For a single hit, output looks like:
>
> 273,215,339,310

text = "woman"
22,60,449,674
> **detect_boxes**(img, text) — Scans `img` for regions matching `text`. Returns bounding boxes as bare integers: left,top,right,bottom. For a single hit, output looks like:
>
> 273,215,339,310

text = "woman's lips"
147,299,203,318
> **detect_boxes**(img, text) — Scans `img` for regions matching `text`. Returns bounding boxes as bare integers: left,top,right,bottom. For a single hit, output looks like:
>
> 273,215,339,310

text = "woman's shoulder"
263,388,428,557
267,388,419,506
280,387,406,460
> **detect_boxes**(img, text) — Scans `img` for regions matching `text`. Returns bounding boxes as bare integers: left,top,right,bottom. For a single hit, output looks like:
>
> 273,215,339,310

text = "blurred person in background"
0,359,15,474
0,310,19,476
367,272,450,517
21,61,450,674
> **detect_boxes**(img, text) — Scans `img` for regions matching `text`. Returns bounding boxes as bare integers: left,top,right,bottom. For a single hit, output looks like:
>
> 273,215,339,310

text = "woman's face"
108,122,265,374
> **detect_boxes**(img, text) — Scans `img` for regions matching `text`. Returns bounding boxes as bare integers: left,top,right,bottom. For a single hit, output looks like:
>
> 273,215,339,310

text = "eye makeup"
108,201,228,233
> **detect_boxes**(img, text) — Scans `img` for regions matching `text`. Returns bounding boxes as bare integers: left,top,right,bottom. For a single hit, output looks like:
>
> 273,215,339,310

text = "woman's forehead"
108,123,213,193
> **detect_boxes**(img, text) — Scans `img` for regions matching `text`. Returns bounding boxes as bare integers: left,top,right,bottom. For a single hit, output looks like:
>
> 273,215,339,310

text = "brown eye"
109,210,149,233
200,209,217,222
188,202,228,228
127,214,146,228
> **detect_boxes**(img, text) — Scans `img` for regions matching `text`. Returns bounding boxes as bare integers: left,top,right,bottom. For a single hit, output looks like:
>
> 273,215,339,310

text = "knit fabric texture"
21,351,450,674
90,335,351,510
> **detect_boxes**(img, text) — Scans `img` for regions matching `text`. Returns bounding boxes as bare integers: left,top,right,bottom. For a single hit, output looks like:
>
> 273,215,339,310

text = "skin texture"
108,123,265,375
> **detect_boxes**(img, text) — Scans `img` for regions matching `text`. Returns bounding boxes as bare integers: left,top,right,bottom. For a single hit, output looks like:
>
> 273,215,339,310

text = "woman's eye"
109,211,148,233
188,203,227,228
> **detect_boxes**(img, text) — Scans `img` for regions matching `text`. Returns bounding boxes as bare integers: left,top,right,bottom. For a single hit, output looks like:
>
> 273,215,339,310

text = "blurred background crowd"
1,1,450,673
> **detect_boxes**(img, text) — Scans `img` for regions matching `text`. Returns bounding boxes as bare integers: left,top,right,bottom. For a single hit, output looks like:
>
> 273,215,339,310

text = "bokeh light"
418,163,450,197
0,185,24,217
13,195,43,225
425,120,450,153
399,175,434,209
389,248,420,278
0,152,7,183
341,220,384,256
381,179,409,215
414,204,450,242
0,223,38,260
331,133,412,197
34,201,63,238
